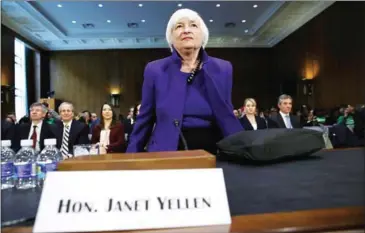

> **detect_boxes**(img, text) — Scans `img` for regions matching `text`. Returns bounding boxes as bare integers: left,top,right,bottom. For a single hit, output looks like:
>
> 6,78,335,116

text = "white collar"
279,111,290,118
31,120,43,128
63,120,73,127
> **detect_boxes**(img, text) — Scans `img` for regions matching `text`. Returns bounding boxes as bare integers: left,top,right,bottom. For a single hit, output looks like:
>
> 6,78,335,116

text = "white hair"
58,102,74,113
165,8,209,52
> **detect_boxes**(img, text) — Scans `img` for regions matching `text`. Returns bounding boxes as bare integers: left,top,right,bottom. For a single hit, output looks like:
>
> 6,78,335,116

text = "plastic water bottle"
1,140,15,189
14,139,37,189
36,139,61,187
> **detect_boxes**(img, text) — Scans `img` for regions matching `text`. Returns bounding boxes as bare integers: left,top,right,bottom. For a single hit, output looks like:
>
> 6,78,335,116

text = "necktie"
31,125,37,148
61,124,70,158
285,115,293,129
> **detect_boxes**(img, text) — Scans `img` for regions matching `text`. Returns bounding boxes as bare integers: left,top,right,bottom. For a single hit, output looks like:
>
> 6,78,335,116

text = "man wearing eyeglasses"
15,102,55,152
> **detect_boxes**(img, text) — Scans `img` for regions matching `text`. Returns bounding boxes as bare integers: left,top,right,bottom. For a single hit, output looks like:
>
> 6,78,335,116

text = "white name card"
33,169,231,233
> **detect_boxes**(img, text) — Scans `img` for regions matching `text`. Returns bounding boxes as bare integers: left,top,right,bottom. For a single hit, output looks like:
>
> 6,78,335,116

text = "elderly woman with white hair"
127,8,242,154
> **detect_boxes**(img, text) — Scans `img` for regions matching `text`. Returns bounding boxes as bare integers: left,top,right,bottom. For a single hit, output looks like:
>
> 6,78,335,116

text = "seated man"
15,102,55,152
52,102,90,158
268,94,301,129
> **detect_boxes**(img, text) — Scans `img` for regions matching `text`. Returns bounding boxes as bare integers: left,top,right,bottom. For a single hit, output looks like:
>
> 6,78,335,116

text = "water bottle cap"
1,140,11,147
44,138,57,146
21,139,33,147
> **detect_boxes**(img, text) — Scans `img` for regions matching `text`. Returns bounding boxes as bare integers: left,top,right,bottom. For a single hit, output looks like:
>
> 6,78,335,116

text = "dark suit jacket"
123,118,134,141
91,123,125,153
126,49,242,153
239,115,267,130
53,120,90,154
15,121,56,152
1,120,15,140
1,120,16,150
267,113,301,129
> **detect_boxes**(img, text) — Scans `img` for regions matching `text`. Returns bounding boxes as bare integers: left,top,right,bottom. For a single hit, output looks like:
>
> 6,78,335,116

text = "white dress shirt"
63,120,72,132
279,111,293,129
251,123,258,130
28,120,43,152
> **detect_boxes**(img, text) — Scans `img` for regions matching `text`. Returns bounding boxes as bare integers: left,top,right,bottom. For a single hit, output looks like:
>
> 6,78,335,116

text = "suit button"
150,140,155,144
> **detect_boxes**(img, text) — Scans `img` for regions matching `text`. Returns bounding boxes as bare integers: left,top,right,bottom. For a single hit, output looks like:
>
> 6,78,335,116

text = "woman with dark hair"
91,103,124,154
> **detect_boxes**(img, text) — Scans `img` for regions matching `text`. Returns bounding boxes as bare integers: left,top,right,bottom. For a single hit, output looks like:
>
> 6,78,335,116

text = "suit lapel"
23,124,31,139
58,122,64,142
39,122,47,148
277,114,287,128
54,122,63,148
165,52,188,125
69,120,78,145
290,115,298,128
243,116,253,130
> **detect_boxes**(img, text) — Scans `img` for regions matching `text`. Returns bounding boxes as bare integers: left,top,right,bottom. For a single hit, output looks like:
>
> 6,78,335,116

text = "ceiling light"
216,4,220,7
141,19,146,23
138,3,143,7
177,3,182,7
209,19,213,22
72,20,76,24
253,4,258,8
57,4,62,8
107,20,111,23
245,29,248,33
98,4,103,7
242,20,246,23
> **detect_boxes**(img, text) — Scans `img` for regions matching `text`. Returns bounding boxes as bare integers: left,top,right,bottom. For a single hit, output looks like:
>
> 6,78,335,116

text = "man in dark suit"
268,94,301,129
53,102,89,158
15,102,56,152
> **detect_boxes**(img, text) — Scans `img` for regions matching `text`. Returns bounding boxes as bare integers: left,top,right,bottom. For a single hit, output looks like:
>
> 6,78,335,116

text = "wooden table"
57,150,216,171
2,206,363,233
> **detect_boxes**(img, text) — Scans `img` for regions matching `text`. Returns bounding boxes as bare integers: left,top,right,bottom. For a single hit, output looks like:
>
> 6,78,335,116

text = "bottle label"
1,162,14,178
14,162,34,178
37,161,57,180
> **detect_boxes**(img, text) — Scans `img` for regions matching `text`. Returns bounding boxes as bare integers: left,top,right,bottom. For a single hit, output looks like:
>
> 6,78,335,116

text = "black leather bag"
216,128,325,163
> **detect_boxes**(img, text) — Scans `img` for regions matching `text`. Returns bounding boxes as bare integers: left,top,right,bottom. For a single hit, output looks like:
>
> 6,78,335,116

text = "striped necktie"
61,124,70,158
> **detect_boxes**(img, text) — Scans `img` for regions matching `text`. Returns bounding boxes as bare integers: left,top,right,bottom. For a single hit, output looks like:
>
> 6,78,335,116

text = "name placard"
33,169,231,233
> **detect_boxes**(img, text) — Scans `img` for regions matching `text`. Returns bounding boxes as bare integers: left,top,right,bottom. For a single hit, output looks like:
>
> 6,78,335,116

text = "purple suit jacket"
126,49,243,153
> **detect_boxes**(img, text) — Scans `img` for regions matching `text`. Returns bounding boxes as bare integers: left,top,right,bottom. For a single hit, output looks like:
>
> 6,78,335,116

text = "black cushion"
216,128,325,163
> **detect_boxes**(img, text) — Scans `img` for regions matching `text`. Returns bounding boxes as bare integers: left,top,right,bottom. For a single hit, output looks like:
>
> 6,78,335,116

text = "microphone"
173,119,189,150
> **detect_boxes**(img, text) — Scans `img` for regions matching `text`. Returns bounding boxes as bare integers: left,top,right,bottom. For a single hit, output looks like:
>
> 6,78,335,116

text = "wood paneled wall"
273,2,365,108
49,3,365,115
3,1,362,118
50,48,273,115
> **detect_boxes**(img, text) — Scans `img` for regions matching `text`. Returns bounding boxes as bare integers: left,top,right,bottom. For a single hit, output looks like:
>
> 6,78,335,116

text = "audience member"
91,103,125,153
53,102,89,158
267,94,301,129
14,103,55,152
239,98,267,130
